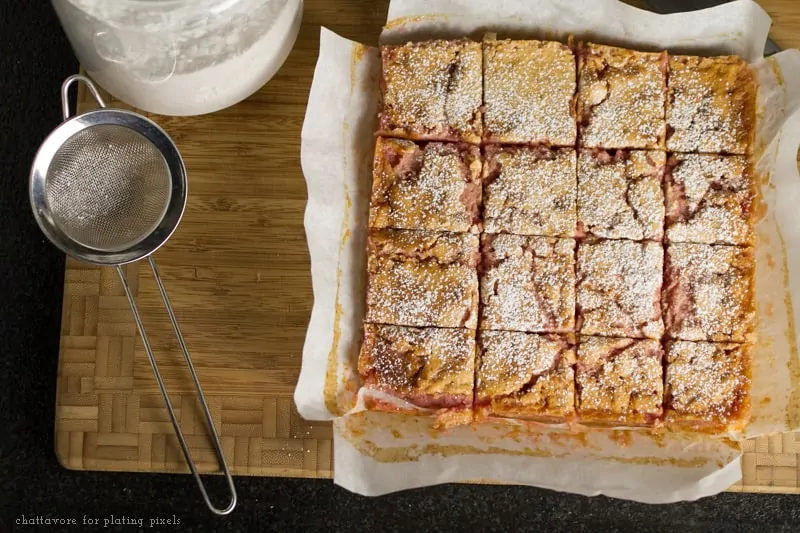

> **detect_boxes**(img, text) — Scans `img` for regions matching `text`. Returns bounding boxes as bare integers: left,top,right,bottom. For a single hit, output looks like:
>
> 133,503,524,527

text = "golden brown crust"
365,229,479,329
663,243,755,343
479,234,576,333
577,43,667,149
483,39,576,145
369,138,482,233
379,40,483,143
577,149,665,241
362,39,757,435
577,240,664,339
358,324,475,411
576,336,663,426
665,153,754,246
476,330,576,422
666,55,756,154
664,340,751,432
482,146,577,237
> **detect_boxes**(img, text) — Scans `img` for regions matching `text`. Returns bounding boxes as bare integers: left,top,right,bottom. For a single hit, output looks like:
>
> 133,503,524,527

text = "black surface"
1,2,800,532
641,0,738,11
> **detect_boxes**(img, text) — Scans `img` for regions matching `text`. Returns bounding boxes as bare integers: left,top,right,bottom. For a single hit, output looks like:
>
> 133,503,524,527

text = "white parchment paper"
296,0,800,501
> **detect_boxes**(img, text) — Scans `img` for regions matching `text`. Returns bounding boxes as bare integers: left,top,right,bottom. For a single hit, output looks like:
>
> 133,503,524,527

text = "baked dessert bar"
664,340,751,432
476,330,576,422
483,39,577,146
663,243,755,343
665,153,754,246
577,149,665,241
482,146,577,237
666,55,756,154
379,40,483,143
480,234,575,333
358,323,475,421
576,239,664,339
363,37,758,434
369,138,482,233
577,43,667,149
365,229,479,329
576,336,663,426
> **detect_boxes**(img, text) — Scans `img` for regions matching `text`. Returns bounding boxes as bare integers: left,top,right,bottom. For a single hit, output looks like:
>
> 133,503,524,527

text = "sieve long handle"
116,259,237,516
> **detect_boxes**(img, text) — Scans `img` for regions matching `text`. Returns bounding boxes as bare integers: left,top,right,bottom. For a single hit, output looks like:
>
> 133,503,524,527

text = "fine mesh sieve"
45,124,172,253
30,75,237,516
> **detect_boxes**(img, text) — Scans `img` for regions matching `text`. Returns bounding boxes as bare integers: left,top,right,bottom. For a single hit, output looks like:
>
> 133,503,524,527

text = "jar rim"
62,0,248,12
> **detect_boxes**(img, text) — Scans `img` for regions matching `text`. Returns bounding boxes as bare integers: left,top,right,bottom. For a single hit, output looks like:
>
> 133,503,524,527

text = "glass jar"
53,0,303,116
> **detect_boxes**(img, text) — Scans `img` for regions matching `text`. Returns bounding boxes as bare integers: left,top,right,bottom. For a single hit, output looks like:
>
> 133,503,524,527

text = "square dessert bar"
482,146,577,237
358,323,475,423
483,39,577,146
379,40,483,143
665,153,754,246
667,55,756,154
365,229,479,329
577,43,667,149
663,243,755,343
369,138,482,233
480,234,576,333
476,330,576,423
577,239,664,339
576,336,663,426
665,340,751,432
577,149,665,241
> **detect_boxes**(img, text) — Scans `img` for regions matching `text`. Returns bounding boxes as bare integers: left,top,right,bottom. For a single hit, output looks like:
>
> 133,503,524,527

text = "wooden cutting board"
54,0,800,493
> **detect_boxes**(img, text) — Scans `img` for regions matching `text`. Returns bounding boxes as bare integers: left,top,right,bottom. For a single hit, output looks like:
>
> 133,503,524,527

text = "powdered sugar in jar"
53,0,303,116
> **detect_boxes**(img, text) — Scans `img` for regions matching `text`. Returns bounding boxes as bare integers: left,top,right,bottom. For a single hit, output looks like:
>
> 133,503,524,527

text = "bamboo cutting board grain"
54,0,800,492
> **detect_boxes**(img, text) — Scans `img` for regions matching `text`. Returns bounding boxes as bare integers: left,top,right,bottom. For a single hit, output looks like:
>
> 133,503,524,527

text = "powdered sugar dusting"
666,341,750,422
484,40,576,145
360,323,475,399
446,43,483,140
578,44,666,149
480,234,576,332
370,139,481,232
380,40,482,142
477,330,575,417
366,229,479,329
577,337,663,421
577,240,664,339
483,147,576,237
665,153,753,246
577,150,665,240
664,243,755,342
367,38,757,431
666,55,755,154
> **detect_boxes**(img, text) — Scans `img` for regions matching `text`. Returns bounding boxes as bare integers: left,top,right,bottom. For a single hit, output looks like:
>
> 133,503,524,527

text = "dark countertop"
1,3,799,532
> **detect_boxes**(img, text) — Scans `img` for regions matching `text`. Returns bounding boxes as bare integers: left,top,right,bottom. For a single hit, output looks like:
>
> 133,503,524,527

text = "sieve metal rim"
30,107,187,266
